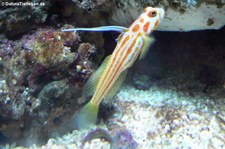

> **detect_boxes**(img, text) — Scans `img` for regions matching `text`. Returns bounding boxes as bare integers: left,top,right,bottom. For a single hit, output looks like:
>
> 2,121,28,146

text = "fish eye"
147,10,157,18
151,11,157,17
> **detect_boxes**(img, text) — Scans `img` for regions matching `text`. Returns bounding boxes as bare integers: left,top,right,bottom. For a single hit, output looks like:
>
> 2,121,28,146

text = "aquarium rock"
62,0,225,31
85,0,224,31
72,0,112,12
0,27,99,145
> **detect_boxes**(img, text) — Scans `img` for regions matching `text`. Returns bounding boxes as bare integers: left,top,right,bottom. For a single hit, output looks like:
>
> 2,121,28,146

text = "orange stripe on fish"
113,34,130,61
96,35,133,101
62,6,165,129
100,35,140,99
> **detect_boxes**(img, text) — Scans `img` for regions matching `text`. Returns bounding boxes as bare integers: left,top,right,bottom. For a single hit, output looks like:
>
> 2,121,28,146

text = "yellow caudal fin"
104,70,127,102
76,101,99,129
139,33,155,60
82,55,112,97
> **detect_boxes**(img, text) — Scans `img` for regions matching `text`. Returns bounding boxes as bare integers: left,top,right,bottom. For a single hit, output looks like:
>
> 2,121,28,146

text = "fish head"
138,7,165,34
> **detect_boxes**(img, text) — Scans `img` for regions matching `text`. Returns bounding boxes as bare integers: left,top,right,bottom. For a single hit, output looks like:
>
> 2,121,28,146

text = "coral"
72,0,113,13
111,129,138,149
36,79,83,131
68,42,98,87
81,128,112,149
77,43,96,60
81,128,137,149
22,29,78,67
0,26,99,145
81,33,105,63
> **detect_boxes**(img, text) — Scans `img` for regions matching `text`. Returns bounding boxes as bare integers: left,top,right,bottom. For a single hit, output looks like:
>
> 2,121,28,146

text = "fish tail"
76,101,99,129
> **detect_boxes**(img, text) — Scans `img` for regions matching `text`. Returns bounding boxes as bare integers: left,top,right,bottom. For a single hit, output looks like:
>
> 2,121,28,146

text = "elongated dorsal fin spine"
62,26,128,33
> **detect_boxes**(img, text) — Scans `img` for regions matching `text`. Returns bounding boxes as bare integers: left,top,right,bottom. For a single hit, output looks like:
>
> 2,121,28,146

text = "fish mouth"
158,8,165,20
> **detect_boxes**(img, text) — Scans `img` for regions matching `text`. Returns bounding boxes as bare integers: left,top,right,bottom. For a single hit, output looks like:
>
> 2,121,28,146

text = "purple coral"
111,129,138,149
80,128,138,149
81,128,113,149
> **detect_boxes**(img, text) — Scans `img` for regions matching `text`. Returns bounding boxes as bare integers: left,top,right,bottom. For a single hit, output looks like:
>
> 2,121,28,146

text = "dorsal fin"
62,26,128,33
82,55,112,97
139,33,155,60
103,70,128,102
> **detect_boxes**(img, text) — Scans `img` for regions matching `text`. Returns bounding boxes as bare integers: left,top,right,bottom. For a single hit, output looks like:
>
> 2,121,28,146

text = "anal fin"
82,55,112,97
104,70,128,102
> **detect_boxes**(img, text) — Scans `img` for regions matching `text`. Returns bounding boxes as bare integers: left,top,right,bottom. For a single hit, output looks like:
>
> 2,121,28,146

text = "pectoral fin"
139,34,155,60
62,26,128,33
82,55,111,97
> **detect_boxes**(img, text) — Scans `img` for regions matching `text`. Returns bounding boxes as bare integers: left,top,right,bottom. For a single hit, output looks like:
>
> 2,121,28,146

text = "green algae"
207,18,215,26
